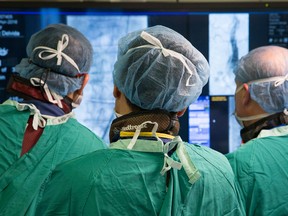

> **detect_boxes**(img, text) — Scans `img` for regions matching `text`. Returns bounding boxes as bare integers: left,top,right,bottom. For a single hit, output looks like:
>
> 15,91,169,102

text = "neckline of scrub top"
3,99,75,127
110,138,165,153
257,124,288,139
23,99,65,116
110,136,201,184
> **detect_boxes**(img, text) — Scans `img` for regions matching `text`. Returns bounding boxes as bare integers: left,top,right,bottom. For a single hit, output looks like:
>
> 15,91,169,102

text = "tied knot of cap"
274,74,288,87
33,34,80,73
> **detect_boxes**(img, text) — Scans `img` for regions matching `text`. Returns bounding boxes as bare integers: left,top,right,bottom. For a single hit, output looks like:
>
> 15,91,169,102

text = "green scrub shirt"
36,137,244,216
226,125,288,216
0,101,107,216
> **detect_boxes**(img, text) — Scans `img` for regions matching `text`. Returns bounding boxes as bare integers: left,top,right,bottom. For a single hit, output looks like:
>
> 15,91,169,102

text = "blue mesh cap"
234,45,288,113
15,23,93,96
113,25,210,112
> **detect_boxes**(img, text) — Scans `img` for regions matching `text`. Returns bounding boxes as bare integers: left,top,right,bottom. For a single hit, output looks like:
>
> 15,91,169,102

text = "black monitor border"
0,2,288,13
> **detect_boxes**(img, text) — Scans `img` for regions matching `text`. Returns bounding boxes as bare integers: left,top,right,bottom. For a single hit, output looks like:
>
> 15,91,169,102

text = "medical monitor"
0,2,287,153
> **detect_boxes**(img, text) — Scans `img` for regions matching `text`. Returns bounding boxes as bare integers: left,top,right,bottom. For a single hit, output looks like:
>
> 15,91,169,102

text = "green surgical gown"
226,125,288,216
36,137,244,216
0,101,107,216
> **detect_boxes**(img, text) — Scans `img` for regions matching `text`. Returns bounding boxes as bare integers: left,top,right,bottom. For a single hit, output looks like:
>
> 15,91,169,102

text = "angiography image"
68,16,148,143
209,13,249,96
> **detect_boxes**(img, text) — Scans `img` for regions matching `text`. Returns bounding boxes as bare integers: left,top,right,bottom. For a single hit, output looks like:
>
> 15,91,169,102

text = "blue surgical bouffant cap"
113,25,210,112
234,45,288,113
15,23,93,96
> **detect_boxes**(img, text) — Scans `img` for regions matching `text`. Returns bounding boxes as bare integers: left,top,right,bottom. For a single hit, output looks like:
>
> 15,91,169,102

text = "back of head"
234,45,288,113
113,25,209,112
15,23,93,96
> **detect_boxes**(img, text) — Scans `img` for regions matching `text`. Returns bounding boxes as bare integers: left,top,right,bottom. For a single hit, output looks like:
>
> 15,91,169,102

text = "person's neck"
240,111,288,143
242,102,268,127
109,109,180,143
23,99,66,116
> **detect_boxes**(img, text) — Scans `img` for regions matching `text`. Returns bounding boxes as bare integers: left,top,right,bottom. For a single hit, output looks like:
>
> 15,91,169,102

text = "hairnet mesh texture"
113,25,209,112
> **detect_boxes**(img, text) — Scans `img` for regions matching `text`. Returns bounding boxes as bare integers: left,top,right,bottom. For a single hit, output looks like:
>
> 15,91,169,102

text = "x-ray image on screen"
67,16,148,143
209,13,249,96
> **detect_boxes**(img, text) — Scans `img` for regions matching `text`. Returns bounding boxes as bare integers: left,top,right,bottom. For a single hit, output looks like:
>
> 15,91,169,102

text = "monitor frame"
1,1,288,153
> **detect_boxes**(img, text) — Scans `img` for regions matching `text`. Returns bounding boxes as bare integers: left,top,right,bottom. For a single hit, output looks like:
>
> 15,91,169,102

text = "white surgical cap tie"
127,31,195,87
30,77,63,108
33,34,80,73
274,74,288,87
242,74,288,87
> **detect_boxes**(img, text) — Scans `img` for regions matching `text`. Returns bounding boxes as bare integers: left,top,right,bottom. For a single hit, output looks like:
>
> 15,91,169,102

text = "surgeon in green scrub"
0,24,106,216
36,25,244,216
226,45,288,215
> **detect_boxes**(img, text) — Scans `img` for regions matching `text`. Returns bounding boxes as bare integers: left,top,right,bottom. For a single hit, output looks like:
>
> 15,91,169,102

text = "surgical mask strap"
71,94,82,109
33,34,80,73
30,77,63,108
235,85,244,94
235,112,272,122
240,111,288,143
114,108,123,118
127,121,160,150
126,31,195,87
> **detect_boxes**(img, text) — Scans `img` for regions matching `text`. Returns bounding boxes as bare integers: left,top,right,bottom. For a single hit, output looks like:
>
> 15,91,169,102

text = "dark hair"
125,96,142,112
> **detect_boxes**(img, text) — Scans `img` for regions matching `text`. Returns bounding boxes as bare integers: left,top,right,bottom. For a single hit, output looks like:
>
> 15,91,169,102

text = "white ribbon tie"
33,34,80,73
30,77,63,108
274,74,288,87
127,31,195,87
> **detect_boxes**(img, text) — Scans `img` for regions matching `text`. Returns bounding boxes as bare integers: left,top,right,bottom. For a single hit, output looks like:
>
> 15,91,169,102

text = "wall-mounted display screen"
0,2,287,153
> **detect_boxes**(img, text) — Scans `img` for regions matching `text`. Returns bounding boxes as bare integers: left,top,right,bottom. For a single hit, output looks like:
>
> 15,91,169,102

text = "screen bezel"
1,1,287,153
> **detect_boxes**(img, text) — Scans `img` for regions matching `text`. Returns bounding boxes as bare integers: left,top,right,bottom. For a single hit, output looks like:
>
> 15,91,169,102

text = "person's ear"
177,108,187,117
113,85,121,99
242,83,251,105
77,73,89,95
71,73,90,97
70,74,89,108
